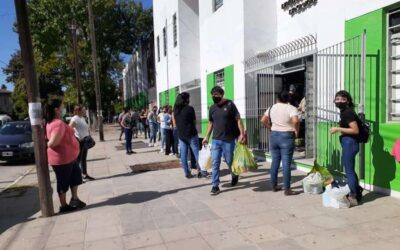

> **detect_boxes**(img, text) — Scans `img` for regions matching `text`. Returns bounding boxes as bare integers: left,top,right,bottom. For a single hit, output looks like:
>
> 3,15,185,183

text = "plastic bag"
302,172,323,194
198,145,212,171
322,184,350,208
231,143,258,176
309,160,334,187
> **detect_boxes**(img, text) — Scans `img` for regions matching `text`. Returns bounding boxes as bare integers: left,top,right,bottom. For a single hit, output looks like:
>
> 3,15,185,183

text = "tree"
1,84,6,90
2,0,153,117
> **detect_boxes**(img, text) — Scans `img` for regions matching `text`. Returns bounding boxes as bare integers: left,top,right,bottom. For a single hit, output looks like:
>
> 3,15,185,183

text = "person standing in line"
148,106,158,147
118,110,125,141
173,92,207,178
131,109,140,139
261,91,300,196
203,86,245,195
164,106,176,156
44,97,86,213
330,90,363,206
158,107,166,152
140,109,148,139
69,105,95,181
171,107,180,158
121,108,136,155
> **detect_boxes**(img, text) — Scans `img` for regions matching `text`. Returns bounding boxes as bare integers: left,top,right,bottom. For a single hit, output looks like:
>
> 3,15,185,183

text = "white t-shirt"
71,115,90,140
264,103,299,132
158,112,166,128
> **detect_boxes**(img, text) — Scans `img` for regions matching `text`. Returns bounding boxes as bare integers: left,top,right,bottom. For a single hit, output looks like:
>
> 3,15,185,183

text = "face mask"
61,108,66,117
335,102,347,110
212,96,222,104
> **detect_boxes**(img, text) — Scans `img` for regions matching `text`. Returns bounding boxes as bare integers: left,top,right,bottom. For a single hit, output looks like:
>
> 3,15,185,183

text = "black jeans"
165,129,176,155
78,139,89,175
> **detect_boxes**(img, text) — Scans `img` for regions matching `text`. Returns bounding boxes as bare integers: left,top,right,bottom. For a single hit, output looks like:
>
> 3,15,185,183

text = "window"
156,36,160,62
388,9,400,120
163,27,167,57
214,69,224,88
214,0,223,12
173,13,178,47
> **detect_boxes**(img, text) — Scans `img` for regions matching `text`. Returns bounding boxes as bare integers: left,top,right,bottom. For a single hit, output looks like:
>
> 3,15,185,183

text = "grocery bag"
231,143,258,176
309,160,334,187
322,184,350,208
198,144,212,171
302,172,323,194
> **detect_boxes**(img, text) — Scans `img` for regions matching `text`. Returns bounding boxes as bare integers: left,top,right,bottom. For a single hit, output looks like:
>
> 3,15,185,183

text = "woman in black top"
172,92,207,178
330,90,363,206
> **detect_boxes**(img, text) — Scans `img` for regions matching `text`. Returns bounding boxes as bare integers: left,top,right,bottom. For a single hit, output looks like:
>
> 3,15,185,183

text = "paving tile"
45,243,84,250
159,225,199,242
85,224,121,242
46,231,85,248
86,212,120,228
192,219,234,236
85,236,124,250
186,209,220,223
121,219,157,235
5,237,48,250
292,229,362,250
51,220,86,236
154,213,190,229
165,236,212,250
135,244,168,250
257,238,306,250
122,230,164,249
150,205,182,218
273,218,322,237
201,230,251,249
238,224,287,243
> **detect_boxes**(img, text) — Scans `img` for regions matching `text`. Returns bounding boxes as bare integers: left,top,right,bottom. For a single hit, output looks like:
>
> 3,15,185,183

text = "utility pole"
14,0,54,217
70,20,82,104
87,0,104,141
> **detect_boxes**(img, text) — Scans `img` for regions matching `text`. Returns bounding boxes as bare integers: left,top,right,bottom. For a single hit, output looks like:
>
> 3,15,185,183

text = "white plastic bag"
322,184,351,208
198,145,212,171
302,172,323,194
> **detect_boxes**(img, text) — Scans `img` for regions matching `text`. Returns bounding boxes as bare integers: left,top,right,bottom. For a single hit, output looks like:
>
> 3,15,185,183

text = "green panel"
224,65,234,100
201,119,208,138
344,9,400,192
207,73,215,109
168,87,179,107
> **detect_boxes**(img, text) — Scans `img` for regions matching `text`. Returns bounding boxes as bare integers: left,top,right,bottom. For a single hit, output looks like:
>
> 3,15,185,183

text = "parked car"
0,121,34,162
0,114,12,127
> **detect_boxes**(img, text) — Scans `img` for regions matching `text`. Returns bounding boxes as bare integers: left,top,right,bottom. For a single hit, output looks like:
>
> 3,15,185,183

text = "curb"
0,166,35,194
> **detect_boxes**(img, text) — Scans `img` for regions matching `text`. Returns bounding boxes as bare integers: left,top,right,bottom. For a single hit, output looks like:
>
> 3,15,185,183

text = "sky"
0,0,153,92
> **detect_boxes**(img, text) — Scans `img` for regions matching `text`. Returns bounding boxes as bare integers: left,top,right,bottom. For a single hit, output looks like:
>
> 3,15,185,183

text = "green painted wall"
344,9,400,191
168,86,180,107
224,65,234,100
124,91,149,110
206,73,215,109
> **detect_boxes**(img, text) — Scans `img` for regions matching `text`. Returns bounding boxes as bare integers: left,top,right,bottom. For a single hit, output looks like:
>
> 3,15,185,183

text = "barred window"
163,27,167,57
214,0,223,12
156,36,160,62
214,69,224,88
173,13,178,47
388,9,400,120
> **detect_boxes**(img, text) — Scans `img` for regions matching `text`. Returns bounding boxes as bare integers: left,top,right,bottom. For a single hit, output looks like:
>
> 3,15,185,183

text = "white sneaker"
169,153,174,156
160,149,164,153
148,143,152,147
151,143,155,147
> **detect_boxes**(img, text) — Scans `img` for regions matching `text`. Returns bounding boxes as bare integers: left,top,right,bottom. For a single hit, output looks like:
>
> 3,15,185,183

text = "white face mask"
61,108,66,117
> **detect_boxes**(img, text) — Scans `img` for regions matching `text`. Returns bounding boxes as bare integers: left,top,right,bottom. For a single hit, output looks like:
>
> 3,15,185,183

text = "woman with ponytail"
44,97,86,213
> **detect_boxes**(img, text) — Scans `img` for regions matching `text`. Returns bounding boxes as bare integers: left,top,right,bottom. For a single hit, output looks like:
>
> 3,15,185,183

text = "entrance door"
315,33,366,177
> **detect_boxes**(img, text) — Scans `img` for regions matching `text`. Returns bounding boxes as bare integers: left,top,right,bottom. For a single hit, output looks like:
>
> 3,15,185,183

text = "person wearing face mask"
148,106,158,147
44,97,86,213
203,86,245,195
330,90,363,206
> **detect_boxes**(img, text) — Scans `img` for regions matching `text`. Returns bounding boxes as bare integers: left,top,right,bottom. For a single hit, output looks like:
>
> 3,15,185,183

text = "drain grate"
129,160,181,173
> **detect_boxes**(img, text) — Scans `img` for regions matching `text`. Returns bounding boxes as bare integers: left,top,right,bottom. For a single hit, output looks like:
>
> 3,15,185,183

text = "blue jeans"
173,128,179,154
270,131,295,190
340,136,360,195
211,139,236,187
149,123,157,144
124,128,132,152
160,128,166,149
179,136,206,176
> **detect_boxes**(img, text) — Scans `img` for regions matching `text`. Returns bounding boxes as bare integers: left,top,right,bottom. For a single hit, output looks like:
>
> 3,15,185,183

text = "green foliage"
2,0,153,118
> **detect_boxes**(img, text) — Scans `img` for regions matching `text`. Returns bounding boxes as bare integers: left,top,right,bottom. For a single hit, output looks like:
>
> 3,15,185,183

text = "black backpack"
357,113,370,143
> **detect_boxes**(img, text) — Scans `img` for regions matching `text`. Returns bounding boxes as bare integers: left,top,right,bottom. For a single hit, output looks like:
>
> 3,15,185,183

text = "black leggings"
78,140,89,175
165,129,176,155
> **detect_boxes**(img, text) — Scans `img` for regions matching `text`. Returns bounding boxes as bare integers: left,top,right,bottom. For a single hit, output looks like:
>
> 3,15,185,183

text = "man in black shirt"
203,86,245,195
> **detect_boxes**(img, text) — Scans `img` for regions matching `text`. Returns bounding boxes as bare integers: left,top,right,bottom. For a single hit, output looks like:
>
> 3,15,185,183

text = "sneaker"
69,198,87,209
169,153,174,156
59,204,77,213
231,175,239,187
126,151,132,155
185,173,193,179
284,189,301,196
346,194,359,207
210,186,220,195
83,175,95,181
272,186,282,192
129,151,137,154
148,143,152,147
160,149,164,153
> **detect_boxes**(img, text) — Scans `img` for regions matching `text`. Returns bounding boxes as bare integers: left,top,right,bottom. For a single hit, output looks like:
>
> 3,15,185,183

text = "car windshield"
0,123,31,135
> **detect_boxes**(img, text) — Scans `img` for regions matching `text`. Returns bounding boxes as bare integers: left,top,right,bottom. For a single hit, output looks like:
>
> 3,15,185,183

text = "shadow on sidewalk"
0,186,39,234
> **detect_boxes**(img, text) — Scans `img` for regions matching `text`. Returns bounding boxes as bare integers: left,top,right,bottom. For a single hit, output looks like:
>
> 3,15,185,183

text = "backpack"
357,114,370,143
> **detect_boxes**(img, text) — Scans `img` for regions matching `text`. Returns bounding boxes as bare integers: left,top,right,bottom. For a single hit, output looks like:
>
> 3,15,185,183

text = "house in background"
0,88,12,115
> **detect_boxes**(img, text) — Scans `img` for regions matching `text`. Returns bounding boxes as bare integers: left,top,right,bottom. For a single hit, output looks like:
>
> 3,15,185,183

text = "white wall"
275,0,400,50
199,0,245,118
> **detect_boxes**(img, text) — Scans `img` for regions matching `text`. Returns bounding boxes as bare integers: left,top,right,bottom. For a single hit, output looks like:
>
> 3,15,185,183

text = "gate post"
359,30,367,180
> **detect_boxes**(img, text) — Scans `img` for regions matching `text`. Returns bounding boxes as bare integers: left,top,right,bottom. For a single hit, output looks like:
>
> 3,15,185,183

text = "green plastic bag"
309,160,334,187
231,143,258,176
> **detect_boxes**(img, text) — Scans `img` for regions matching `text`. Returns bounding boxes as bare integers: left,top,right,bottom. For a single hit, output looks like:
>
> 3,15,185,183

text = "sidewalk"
1,125,400,250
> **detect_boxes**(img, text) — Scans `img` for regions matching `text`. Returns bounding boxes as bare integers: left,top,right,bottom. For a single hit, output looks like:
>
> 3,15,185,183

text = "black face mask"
335,102,347,110
212,96,222,104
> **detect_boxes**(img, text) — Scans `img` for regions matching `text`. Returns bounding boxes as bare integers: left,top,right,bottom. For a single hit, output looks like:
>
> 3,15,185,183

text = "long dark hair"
174,92,190,115
277,90,289,103
43,96,63,123
335,90,355,109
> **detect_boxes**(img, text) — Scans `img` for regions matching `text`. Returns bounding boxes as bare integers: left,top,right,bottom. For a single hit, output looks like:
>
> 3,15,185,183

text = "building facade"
123,34,156,111
152,0,400,196
0,89,12,115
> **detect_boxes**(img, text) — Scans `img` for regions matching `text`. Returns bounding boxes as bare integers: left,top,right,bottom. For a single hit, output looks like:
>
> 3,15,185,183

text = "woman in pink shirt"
44,97,86,213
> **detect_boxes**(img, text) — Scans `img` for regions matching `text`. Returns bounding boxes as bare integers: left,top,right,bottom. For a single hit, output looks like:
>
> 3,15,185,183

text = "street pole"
87,0,104,141
70,20,82,104
14,0,54,217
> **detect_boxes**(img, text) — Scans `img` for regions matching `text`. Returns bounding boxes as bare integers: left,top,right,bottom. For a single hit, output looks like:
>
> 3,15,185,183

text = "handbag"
82,135,96,149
